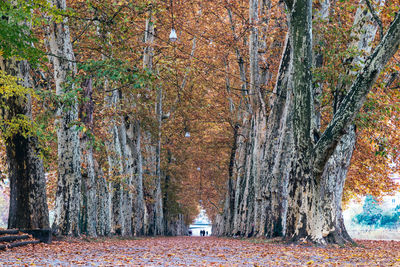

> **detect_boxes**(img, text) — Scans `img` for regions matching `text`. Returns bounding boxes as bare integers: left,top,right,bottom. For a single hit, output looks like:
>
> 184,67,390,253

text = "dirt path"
0,236,399,266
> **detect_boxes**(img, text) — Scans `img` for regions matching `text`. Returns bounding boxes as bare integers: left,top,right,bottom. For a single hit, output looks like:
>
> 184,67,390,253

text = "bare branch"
365,0,384,40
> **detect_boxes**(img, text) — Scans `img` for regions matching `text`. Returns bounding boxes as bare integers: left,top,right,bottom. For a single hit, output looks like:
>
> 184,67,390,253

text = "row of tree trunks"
2,0,185,237
44,0,149,237
216,0,400,245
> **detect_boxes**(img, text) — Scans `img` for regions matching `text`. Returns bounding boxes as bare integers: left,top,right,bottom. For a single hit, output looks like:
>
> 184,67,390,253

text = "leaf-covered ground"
0,236,399,266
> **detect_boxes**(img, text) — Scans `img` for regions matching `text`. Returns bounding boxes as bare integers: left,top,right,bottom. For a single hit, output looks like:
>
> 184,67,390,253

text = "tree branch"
365,0,384,40
313,10,400,178
283,0,294,10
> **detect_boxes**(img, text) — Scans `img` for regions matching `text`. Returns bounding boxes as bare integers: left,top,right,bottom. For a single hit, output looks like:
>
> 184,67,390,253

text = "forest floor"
0,236,399,266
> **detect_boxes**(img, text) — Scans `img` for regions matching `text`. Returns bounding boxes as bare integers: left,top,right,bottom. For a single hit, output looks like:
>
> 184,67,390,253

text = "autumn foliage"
0,0,399,239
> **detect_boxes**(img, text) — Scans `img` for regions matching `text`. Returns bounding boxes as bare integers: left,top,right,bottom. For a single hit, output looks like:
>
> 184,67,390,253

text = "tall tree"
314,0,385,244
284,0,400,243
0,0,50,230
46,0,82,236
79,78,97,237
142,11,164,236
0,60,49,230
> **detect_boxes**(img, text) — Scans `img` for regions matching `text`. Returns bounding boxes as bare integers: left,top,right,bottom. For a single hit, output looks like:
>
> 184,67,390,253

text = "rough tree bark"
46,0,82,236
97,23,135,236
91,25,113,237
154,85,164,235
283,0,315,242
226,0,271,237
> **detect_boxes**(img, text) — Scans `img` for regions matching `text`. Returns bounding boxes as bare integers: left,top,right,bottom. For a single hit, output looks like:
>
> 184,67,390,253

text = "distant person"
189,230,192,236
206,231,208,236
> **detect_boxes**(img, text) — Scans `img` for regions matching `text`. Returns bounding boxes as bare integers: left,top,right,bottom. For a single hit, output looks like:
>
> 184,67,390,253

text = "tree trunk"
316,0,384,244
118,121,134,236
126,120,146,236
220,123,239,235
104,88,125,235
95,159,112,236
223,6,253,237
285,0,400,244
46,0,81,236
231,119,251,236
319,126,356,244
154,86,164,235
237,0,270,238
79,78,97,237
142,12,164,236
1,57,49,230
281,0,317,242
97,23,136,237
255,34,292,238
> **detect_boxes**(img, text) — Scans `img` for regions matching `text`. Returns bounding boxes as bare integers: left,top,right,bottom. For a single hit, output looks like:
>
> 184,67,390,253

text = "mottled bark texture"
284,0,314,242
220,7,250,237
1,58,49,230
95,159,112,236
46,0,81,236
118,120,134,236
255,34,292,238
79,78,97,237
126,120,146,236
153,86,164,236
